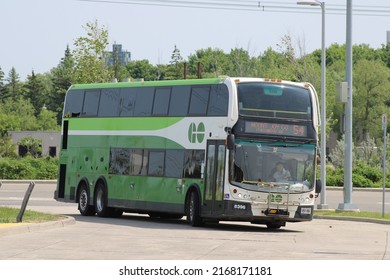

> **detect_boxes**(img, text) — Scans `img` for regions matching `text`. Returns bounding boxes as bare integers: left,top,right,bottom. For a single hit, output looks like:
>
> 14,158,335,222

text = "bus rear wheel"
78,183,95,216
94,181,123,218
94,181,111,217
187,191,204,227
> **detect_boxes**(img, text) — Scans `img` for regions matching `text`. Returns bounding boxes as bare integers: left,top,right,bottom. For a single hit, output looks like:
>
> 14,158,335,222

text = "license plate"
301,207,312,215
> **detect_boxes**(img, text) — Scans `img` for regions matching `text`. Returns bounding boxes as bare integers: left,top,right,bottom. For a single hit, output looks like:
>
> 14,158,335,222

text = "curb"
0,180,57,185
314,215,390,225
0,216,75,236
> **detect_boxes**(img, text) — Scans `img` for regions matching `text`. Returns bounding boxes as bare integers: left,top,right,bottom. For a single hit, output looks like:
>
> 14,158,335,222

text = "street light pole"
337,0,359,211
297,0,328,209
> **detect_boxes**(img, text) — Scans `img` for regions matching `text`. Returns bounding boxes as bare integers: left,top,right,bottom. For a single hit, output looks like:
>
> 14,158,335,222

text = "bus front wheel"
187,191,204,227
78,183,95,216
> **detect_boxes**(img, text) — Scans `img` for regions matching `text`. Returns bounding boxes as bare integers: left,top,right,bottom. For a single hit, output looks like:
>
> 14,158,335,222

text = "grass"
0,207,62,223
314,210,390,220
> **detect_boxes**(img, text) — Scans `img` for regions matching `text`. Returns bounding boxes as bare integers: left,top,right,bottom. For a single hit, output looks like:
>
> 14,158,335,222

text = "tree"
187,48,229,78
50,45,75,124
353,59,390,142
72,20,113,83
24,70,46,116
1,97,38,131
228,48,256,77
17,136,42,157
126,59,157,81
168,45,184,79
4,67,23,100
109,44,129,81
0,66,6,100
36,107,60,131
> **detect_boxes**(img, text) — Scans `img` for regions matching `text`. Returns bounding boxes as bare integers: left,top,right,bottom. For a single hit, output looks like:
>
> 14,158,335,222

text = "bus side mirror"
315,179,322,194
227,134,235,150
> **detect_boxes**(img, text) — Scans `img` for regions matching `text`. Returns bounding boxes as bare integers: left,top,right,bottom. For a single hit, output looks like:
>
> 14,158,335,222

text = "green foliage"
24,70,47,116
326,166,344,186
353,161,382,183
3,67,23,101
17,136,42,157
126,59,157,81
353,59,390,142
49,45,74,124
0,157,58,180
36,108,60,131
72,20,113,83
0,135,17,158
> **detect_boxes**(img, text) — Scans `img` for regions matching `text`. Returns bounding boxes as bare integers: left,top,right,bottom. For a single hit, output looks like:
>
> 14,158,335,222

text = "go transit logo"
188,122,205,143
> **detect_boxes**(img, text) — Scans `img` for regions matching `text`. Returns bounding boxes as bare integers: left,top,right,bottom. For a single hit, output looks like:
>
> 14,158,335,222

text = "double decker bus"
55,77,321,229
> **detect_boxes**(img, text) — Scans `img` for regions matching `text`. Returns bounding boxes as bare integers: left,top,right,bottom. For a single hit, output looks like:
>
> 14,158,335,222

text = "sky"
1,0,389,81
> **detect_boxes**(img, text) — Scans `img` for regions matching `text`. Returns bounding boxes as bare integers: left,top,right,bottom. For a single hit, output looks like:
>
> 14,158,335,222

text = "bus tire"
266,222,283,229
94,181,111,217
78,183,95,216
187,191,204,227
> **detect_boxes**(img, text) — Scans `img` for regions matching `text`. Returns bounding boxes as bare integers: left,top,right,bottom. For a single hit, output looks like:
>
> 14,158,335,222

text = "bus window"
165,150,185,178
63,89,84,117
148,151,165,176
207,84,228,116
183,150,205,178
134,87,154,116
120,87,137,117
99,88,121,117
189,86,210,116
130,149,148,176
82,90,100,117
153,87,171,116
237,82,311,120
169,86,191,116
109,148,131,175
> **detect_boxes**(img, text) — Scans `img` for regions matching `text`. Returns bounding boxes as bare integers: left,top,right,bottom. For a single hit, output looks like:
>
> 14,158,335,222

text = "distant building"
105,43,131,67
387,31,390,44
9,131,61,157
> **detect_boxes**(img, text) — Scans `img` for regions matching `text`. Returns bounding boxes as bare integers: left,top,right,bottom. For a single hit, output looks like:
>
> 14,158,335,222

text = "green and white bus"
55,77,321,229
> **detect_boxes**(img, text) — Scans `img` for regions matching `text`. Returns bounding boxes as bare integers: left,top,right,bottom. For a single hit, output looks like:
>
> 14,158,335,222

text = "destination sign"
245,121,307,137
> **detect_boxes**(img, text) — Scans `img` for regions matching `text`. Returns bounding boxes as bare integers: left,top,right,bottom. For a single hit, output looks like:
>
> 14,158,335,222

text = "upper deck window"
237,82,312,120
63,89,84,117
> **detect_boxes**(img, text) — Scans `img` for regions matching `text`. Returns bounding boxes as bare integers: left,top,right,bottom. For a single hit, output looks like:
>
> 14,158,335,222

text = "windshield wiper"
241,180,288,187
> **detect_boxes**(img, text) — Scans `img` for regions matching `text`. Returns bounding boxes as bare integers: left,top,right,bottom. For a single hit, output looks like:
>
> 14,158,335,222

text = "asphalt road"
0,181,389,260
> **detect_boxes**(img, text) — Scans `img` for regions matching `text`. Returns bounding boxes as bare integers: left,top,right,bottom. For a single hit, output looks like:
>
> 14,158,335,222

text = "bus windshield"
230,140,316,193
237,82,312,120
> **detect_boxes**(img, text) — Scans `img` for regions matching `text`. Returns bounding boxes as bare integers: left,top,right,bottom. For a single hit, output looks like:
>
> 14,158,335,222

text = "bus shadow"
69,213,301,233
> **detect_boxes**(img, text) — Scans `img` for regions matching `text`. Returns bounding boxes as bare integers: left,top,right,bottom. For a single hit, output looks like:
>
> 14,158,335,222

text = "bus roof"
70,77,225,90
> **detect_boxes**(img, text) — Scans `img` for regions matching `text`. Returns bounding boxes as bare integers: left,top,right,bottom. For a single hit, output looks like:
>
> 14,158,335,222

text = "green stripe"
71,78,224,90
68,117,183,131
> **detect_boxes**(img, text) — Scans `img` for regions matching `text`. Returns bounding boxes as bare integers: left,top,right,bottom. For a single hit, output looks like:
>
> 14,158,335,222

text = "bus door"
203,140,226,216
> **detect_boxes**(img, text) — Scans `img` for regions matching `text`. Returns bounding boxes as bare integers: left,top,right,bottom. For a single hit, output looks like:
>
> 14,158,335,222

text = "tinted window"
99,88,121,117
169,86,191,116
63,90,84,117
189,86,210,115
120,87,137,117
238,82,312,120
148,151,165,176
183,150,205,178
165,150,185,178
109,148,130,175
208,84,229,116
82,90,100,116
153,87,171,116
130,149,148,175
134,87,154,116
